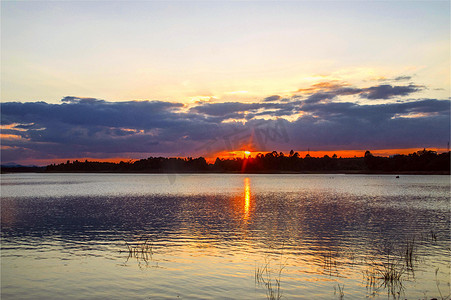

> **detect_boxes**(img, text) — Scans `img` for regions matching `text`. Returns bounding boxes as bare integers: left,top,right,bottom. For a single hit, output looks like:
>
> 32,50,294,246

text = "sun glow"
244,151,251,158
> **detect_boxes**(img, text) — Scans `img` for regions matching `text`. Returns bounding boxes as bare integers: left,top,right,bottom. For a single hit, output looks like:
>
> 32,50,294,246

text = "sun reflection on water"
244,177,250,220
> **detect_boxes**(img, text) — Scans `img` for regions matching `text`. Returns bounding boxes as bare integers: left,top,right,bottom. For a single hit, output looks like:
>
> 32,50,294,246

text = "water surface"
1,173,450,299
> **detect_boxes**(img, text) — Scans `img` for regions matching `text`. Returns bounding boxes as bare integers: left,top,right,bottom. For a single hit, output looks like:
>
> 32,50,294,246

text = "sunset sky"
1,1,450,165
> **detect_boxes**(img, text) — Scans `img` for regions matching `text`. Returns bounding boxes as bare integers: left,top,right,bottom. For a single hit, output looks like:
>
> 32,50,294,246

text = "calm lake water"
1,173,450,299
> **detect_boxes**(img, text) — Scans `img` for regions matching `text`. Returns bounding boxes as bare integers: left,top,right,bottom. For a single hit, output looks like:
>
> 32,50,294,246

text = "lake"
1,173,450,299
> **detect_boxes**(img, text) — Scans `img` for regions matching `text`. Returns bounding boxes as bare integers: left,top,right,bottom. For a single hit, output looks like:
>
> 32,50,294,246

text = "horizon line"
4,147,449,167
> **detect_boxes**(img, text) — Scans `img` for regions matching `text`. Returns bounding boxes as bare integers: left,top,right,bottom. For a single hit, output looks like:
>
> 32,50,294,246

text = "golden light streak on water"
244,177,250,220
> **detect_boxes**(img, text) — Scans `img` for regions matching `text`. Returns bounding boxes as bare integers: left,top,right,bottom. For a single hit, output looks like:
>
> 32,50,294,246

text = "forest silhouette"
41,149,449,174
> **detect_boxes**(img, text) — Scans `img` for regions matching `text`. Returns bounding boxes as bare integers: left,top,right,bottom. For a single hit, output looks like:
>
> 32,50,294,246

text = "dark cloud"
61,96,106,104
263,95,282,102
333,87,363,96
376,75,414,82
296,82,423,102
1,95,449,164
286,99,449,150
304,92,336,104
190,102,259,116
190,101,303,119
360,84,423,100
393,76,412,81
1,98,210,162
279,98,292,102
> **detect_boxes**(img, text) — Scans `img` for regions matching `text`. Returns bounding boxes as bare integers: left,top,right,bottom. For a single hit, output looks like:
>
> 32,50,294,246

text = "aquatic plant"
380,261,404,285
121,236,154,268
434,267,451,300
402,236,417,272
255,260,283,300
363,253,405,299
255,250,286,300
322,250,340,277
430,230,438,242
334,283,344,299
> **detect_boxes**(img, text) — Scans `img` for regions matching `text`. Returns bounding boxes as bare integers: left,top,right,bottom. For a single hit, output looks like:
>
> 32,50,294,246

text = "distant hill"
1,163,38,168
1,164,45,173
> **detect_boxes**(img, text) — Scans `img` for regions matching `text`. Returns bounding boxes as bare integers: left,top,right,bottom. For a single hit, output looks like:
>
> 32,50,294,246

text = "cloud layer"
1,81,449,164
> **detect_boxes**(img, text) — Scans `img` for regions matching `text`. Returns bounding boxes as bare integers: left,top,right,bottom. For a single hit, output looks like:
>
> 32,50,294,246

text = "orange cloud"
296,81,350,93
0,123,29,131
0,134,26,140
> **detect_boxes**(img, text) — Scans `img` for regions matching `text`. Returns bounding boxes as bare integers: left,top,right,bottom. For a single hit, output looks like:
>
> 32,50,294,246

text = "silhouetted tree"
44,149,450,174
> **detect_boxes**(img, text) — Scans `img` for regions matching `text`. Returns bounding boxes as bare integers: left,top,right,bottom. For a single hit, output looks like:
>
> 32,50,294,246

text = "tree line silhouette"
43,149,449,174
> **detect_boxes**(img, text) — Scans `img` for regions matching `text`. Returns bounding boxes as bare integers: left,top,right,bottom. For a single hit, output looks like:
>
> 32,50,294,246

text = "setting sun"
244,151,251,157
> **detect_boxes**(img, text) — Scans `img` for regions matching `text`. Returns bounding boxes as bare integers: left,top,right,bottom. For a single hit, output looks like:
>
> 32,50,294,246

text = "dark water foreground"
1,174,450,299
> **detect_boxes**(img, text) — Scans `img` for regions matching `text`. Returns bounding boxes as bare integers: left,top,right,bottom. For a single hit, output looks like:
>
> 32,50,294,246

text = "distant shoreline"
3,149,449,175
1,168,449,175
